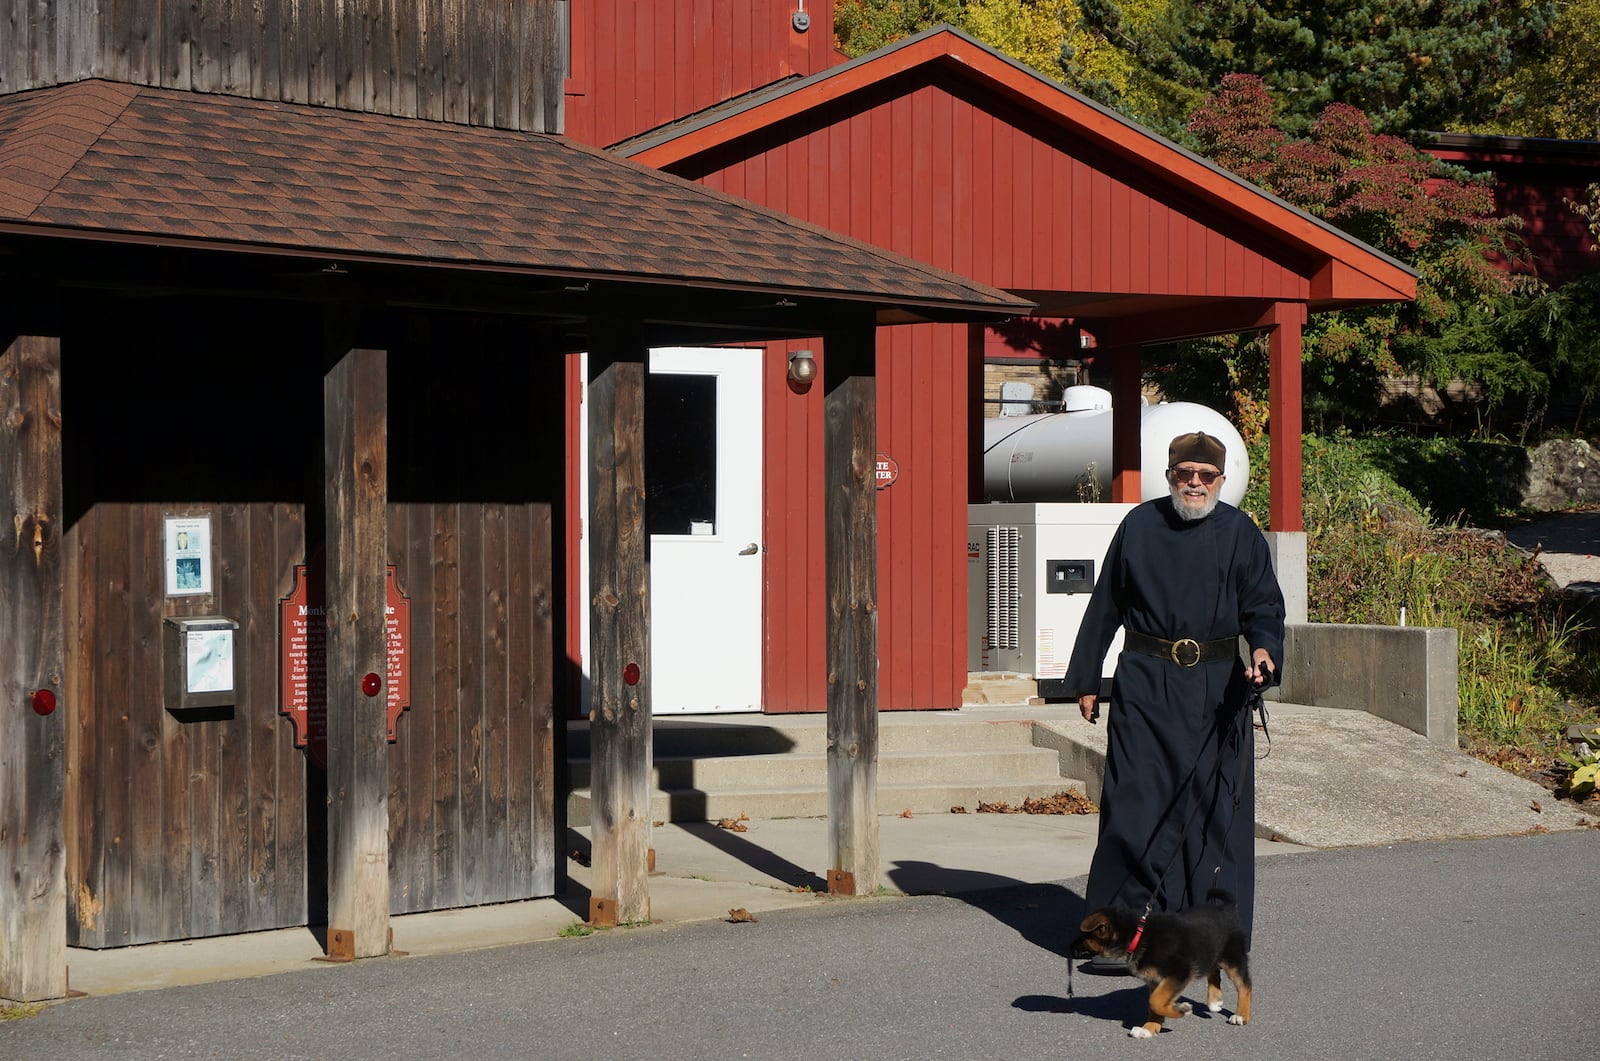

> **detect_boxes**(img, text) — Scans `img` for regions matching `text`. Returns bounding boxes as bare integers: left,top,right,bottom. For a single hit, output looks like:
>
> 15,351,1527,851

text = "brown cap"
1168,431,1226,470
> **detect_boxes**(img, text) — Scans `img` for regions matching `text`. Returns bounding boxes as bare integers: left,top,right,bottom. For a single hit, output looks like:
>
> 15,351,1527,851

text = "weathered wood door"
384,502,557,914
65,502,312,948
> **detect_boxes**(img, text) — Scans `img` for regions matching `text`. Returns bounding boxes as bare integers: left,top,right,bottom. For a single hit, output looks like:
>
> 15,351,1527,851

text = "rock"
1521,439,1600,511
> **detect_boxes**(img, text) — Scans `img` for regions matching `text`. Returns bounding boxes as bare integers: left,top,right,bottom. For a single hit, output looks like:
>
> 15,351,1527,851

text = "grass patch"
2,1002,46,1021
1247,432,1600,799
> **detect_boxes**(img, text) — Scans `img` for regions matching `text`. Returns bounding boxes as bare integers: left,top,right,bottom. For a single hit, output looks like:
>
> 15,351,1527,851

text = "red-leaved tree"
1157,75,1529,435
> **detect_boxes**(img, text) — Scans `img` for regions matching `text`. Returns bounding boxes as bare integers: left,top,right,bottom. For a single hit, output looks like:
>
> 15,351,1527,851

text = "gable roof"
619,26,1417,316
0,79,1032,323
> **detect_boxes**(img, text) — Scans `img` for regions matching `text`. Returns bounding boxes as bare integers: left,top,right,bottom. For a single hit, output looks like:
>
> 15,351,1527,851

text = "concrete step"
569,746,1069,791
567,712,1090,826
566,780,1086,828
566,714,1048,759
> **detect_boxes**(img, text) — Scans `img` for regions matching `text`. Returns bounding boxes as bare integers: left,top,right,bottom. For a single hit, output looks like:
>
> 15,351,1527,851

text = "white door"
580,347,764,714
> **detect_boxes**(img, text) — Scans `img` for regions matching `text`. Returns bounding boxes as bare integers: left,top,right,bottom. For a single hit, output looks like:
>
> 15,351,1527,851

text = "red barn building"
560,9,1415,715
1428,133,1600,285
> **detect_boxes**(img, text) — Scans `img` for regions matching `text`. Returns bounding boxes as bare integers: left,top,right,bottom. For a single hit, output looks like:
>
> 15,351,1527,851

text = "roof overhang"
620,26,1418,319
0,79,1034,339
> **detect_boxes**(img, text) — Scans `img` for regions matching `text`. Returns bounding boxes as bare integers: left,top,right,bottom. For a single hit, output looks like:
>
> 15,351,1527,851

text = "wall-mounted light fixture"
787,349,817,390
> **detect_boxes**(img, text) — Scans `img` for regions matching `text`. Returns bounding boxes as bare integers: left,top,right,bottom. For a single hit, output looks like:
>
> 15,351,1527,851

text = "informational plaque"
280,555,411,764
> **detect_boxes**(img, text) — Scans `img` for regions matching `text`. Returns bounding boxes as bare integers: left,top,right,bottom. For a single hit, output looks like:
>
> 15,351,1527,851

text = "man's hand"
1079,693,1100,724
1245,648,1276,687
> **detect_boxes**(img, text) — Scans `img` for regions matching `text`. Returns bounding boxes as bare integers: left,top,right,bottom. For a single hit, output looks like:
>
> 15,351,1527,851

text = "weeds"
1251,433,1600,793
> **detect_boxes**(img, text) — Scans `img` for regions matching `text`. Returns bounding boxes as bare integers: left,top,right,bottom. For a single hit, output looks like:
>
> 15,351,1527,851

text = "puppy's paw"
1208,1000,1224,1013
1227,1014,1248,1026
1175,1001,1192,1015
1129,1026,1155,1039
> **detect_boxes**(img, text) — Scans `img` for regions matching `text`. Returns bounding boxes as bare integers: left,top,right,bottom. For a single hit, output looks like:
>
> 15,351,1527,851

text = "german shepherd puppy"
1071,890,1252,1038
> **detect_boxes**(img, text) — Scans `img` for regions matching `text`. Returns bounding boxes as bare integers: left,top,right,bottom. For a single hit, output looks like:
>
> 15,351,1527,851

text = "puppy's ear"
1079,911,1112,939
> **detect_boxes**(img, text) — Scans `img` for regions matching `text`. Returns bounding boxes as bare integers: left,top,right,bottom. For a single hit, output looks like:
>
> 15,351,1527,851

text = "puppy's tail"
1204,888,1238,911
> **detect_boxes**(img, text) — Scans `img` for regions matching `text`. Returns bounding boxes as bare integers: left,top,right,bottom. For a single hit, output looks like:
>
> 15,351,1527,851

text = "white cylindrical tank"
983,396,1250,507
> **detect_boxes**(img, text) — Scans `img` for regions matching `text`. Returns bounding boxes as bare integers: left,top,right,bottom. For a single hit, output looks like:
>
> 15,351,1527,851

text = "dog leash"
1066,675,1272,1000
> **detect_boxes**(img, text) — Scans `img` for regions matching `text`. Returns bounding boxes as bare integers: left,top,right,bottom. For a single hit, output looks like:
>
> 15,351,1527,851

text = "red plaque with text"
280,555,411,765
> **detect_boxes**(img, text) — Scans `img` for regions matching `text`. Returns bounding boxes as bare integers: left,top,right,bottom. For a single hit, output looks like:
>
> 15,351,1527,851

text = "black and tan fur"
1071,891,1253,1038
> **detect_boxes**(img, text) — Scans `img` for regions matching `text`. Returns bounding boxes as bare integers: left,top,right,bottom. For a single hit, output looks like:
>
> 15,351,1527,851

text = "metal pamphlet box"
163,616,241,711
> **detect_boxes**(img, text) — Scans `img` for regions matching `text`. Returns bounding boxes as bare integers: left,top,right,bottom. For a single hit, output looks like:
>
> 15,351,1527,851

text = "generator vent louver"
986,526,1020,650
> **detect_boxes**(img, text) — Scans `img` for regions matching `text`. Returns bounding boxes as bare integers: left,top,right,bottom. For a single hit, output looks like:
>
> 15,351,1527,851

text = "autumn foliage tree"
1150,75,1524,433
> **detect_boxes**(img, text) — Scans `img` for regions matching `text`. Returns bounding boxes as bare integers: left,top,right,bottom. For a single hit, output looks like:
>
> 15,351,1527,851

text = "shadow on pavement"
888,862,1088,961
672,821,829,892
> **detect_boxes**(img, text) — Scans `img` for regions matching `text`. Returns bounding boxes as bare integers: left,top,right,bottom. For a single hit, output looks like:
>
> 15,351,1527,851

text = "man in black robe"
1064,431,1285,966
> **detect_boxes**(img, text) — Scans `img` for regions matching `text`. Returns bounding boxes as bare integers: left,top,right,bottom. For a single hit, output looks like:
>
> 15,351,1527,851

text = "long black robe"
1063,496,1286,942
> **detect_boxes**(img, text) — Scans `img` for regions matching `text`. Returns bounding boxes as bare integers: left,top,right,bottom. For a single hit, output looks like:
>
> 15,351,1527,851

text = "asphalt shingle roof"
0,80,1028,315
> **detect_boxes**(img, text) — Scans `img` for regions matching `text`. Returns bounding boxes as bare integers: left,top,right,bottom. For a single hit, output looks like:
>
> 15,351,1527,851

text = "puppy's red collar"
1128,911,1150,953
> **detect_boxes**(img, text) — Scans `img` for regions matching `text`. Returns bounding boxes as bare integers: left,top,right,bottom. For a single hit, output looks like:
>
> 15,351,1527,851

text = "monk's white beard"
1170,482,1219,521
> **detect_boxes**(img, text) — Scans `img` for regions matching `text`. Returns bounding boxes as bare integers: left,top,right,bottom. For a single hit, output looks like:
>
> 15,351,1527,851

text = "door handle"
738,543,760,555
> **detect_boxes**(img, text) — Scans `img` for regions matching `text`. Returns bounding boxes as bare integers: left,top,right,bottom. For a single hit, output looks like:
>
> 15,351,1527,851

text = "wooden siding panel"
456,505,487,908
13,0,564,131
66,502,310,947
480,506,511,902
529,504,553,894
503,505,533,897
397,504,437,912
383,496,553,911
950,96,973,279
429,502,462,904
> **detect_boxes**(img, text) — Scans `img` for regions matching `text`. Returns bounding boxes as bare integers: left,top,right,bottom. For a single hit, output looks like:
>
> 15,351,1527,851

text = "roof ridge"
0,80,138,220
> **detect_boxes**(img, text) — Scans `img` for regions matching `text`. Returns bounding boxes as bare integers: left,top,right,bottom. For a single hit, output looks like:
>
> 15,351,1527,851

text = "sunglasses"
1168,467,1221,485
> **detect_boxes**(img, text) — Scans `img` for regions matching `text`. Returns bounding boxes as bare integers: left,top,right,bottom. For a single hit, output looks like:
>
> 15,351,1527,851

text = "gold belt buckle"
1170,638,1201,667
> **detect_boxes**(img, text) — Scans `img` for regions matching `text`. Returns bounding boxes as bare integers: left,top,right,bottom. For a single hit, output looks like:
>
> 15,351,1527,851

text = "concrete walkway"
55,701,1596,1001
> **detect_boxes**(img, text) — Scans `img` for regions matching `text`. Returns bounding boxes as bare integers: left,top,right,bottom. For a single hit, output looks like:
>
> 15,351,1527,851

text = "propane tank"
983,390,1250,507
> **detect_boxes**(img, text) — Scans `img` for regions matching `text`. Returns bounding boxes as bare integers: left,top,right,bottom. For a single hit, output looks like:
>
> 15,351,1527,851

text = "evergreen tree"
1074,0,1559,137
1476,0,1600,139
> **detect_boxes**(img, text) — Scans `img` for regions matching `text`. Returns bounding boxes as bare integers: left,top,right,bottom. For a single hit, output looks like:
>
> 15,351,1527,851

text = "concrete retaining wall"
1278,623,1458,747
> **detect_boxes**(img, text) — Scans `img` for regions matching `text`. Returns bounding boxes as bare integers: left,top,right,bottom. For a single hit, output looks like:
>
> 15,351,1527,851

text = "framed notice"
164,516,213,596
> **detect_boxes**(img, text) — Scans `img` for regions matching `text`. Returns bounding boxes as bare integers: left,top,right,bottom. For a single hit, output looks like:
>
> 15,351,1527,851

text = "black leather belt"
1124,630,1238,667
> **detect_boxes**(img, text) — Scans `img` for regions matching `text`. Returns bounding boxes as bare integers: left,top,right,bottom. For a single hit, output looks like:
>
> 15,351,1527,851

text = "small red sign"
875,452,900,491
280,555,410,766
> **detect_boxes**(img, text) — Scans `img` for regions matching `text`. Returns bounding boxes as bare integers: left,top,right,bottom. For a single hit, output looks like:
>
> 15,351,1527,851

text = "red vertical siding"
565,0,838,146
763,338,829,713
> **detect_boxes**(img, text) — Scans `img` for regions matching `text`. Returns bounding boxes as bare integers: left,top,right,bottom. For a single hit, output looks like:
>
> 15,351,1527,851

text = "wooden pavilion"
0,1,1028,1001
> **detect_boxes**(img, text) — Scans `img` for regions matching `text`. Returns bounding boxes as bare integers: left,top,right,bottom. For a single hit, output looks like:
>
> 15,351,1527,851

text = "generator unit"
967,502,1134,699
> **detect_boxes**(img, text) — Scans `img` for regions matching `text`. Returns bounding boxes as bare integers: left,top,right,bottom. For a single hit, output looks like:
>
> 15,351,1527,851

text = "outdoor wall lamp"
787,349,817,390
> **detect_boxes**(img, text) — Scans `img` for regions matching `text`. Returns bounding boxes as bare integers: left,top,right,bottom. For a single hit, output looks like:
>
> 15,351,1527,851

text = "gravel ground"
1502,511,1600,588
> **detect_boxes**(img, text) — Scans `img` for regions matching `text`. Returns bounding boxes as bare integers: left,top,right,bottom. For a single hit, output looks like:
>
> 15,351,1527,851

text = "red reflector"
624,663,641,686
32,689,57,715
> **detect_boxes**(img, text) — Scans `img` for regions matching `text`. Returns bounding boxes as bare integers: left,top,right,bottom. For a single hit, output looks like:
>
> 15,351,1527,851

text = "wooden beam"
0,334,67,1002
1107,345,1143,503
823,326,879,896
1267,302,1308,532
323,346,391,960
585,331,652,927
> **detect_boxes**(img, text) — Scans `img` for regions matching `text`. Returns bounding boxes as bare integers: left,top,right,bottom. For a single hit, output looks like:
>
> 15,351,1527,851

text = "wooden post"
585,331,652,927
323,347,391,959
1266,302,1308,533
0,334,67,1002
823,326,879,896
1107,343,1143,503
